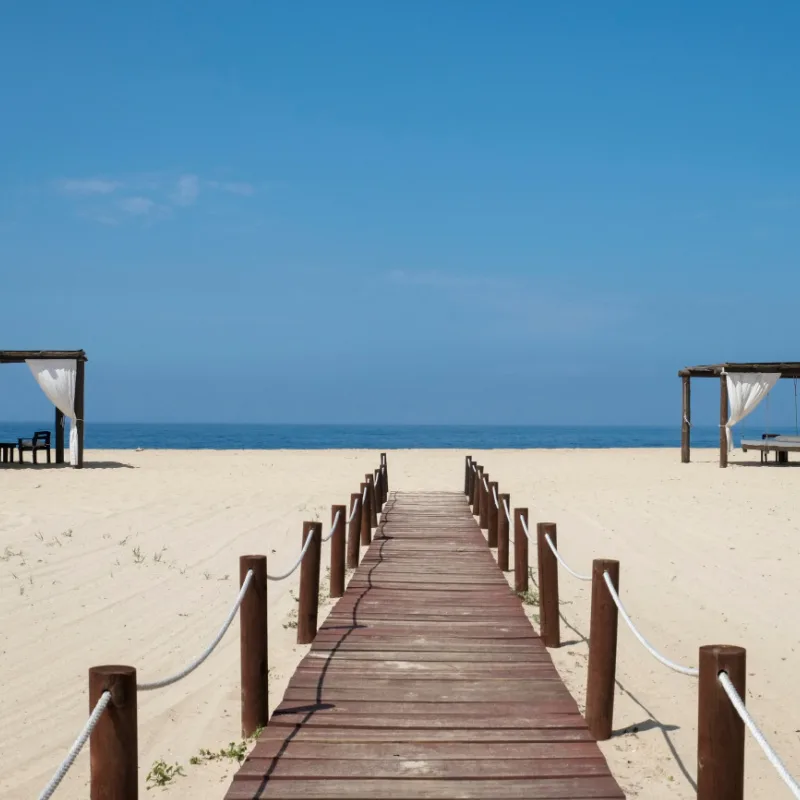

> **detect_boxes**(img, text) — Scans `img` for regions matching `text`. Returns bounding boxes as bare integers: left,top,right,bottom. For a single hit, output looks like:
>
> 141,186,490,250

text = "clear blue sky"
2,1,799,425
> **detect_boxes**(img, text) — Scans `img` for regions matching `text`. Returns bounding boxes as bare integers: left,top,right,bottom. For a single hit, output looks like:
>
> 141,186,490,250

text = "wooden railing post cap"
700,644,746,658
89,665,136,699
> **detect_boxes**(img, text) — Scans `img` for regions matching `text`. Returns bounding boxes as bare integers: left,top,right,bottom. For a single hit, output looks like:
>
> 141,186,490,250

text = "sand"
1,447,798,798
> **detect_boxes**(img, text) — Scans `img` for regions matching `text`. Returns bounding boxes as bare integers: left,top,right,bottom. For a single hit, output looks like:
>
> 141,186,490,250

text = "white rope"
362,485,368,502
483,477,488,491
492,486,499,509
321,510,342,542
347,497,359,523
718,672,800,797
602,571,699,676
544,533,591,581
502,498,512,523
472,463,477,472
137,570,254,690
520,515,532,541
38,691,112,800
267,527,317,581
374,471,380,486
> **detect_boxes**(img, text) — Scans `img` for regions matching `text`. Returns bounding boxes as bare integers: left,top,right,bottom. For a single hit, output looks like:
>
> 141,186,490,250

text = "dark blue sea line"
0,423,732,450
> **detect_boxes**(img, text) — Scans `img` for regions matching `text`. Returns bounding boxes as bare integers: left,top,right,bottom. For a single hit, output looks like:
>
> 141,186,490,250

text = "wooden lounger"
741,437,800,463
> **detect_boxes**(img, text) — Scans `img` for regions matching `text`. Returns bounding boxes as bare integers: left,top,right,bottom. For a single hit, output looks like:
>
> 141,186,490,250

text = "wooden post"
89,665,137,800
379,465,387,505
297,522,322,645
330,505,346,598
55,407,65,464
487,481,499,547
697,645,746,800
536,523,560,647
468,463,477,507
479,472,490,529
681,375,691,464
347,492,361,569
360,482,372,545
464,455,472,495
366,474,378,528
374,468,382,511
585,559,619,741
75,357,85,468
514,508,528,593
720,374,729,468
380,452,388,496
239,555,268,736
497,493,510,571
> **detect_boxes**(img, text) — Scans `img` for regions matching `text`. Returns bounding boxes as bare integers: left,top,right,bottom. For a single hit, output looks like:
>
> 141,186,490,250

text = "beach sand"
1,447,798,798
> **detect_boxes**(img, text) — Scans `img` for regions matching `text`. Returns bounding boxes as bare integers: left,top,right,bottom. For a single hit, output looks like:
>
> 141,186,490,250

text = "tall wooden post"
380,453,388,496
681,375,691,463
487,481,499,547
347,492,361,568
537,523,560,647
479,472,489,529
55,407,65,464
514,508,528,593
468,463,478,507
330,505,346,598
360,482,372,546
720,375,729,468
585,559,619,741
464,455,472,495
497,492,510,571
297,522,322,645
75,358,85,468
89,665,137,800
379,464,387,505
239,555,268,736
366,474,378,527
697,645,746,800
471,466,482,514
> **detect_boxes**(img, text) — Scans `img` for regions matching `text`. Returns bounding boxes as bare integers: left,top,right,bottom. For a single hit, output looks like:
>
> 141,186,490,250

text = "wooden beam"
0,350,87,363
55,407,65,464
75,359,85,469
719,375,728,468
681,376,691,463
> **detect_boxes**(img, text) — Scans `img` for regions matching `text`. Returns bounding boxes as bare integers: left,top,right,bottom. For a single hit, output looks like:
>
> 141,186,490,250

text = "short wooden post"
487,481,499,547
55,407,65,464
347,492,361,568
380,452,388,496
297,522,322,645
468,463,477,506
374,468,382,511
360,482,372,545
366,474,378,527
497,492,510,571
585,559,619,741
720,374,729,468
479,472,490,529
536,523,560,647
330,505,346,598
472,465,482,514
464,455,472,495
514,508,528,593
697,645,746,800
75,358,85,468
89,665,137,800
379,465,387,505
681,375,691,463
239,555,268,736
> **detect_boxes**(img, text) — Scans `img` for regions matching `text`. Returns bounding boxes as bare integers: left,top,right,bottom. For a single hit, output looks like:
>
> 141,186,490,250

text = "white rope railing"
137,570,254,690
483,477,489,491
544,533,591,581
321,510,342,542
492,486,499,509
520,515,532,541
602,571,699,677
347,497,359,523
502,498,512,523
38,691,112,800
718,672,800,797
362,485,368,503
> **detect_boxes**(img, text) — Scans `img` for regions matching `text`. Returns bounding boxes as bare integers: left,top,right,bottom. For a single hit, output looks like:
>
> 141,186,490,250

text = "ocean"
0,423,727,450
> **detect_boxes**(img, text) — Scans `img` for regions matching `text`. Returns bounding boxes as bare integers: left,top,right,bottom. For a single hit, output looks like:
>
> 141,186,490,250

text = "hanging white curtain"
25,359,78,465
725,371,780,451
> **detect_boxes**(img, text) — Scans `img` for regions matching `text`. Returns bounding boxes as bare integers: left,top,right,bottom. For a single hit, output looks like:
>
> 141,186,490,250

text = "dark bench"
18,431,51,464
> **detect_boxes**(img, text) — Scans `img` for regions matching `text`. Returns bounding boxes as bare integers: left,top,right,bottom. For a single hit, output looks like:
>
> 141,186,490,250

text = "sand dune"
1,447,798,798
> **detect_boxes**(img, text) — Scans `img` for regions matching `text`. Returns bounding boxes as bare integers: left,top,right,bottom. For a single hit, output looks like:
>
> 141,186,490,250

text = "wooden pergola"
679,362,800,468
0,350,87,468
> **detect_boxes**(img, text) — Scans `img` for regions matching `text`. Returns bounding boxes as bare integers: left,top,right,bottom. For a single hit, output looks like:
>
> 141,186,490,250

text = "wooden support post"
586,559,619,741
374,468,382,511
55,407,65,464
681,375,691,464
360,482,372,545
697,645,746,800
720,375,729,468
514,508,529,593
479,472,489,529
330,504,346,598
536,523,560,648
75,358,85,468
468,463,477,507
239,555,268,736
297,522,322,645
464,455,472,495
497,492,510,571
366,474,378,528
378,465,387,505
89,665,137,800
381,452,388,496
347,492,361,569
487,481,499,547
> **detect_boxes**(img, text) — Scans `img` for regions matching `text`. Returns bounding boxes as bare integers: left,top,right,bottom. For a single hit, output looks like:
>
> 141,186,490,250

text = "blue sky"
2,1,799,425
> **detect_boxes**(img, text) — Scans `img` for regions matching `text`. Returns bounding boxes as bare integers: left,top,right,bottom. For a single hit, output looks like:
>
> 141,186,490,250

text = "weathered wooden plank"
256,727,595,742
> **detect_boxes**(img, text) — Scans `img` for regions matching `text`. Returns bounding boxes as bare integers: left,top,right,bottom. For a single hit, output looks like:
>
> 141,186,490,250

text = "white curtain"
725,371,780,451
26,359,79,465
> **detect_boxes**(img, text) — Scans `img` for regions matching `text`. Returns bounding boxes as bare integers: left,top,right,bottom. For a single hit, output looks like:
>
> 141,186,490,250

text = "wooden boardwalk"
224,491,624,799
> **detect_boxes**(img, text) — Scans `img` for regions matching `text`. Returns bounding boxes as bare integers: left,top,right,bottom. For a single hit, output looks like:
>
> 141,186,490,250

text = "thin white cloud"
57,178,121,196
118,196,155,215
172,174,200,206
208,180,255,196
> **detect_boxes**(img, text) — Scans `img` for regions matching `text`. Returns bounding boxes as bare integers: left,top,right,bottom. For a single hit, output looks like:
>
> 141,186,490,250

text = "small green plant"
119,536,130,546
62,528,73,538
190,728,263,766
133,546,145,564
146,759,185,788
283,608,298,629
34,532,44,542
517,588,539,606
203,571,212,580
153,547,166,564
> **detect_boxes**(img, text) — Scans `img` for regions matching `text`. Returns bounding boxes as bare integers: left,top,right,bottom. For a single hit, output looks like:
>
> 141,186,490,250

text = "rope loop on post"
502,498,512,523
492,485,500,509
321,509,342,542
544,533,591,581
347,497,359,523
